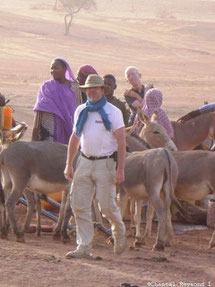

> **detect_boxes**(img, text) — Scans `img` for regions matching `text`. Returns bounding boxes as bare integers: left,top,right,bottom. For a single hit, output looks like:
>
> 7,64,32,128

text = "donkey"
0,141,72,242
143,150,215,247
171,112,215,151
122,111,178,238
122,148,187,251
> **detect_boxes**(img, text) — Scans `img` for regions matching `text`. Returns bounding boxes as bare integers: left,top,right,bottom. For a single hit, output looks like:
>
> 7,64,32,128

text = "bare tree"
53,0,58,10
54,0,97,35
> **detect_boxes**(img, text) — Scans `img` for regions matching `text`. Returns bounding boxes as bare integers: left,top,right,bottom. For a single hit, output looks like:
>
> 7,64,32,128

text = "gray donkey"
0,141,73,242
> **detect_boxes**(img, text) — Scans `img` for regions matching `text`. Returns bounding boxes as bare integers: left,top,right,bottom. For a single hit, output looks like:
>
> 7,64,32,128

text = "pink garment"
142,88,174,139
77,64,98,77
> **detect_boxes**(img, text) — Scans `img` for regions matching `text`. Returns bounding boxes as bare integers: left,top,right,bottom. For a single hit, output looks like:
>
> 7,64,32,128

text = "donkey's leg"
153,190,171,251
53,189,67,239
129,198,136,236
208,231,215,249
134,199,142,238
134,199,144,246
119,187,129,220
6,183,26,243
22,188,36,233
163,181,174,247
61,191,73,242
143,200,154,239
165,209,174,246
35,193,41,237
150,188,167,251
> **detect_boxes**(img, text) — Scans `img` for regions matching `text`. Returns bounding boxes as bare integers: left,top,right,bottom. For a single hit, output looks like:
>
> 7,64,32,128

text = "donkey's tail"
163,148,188,218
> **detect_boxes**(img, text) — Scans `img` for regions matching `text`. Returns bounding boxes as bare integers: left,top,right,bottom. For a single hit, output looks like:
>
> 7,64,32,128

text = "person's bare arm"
113,127,126,185
124,90,142,102
132,99,143,109
64,132,80,182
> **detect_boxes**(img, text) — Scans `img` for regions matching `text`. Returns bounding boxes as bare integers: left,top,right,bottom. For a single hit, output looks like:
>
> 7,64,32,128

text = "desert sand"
0,0,215,286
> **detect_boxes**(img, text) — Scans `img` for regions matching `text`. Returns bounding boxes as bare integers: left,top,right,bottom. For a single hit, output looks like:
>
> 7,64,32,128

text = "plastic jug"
3,106,12,130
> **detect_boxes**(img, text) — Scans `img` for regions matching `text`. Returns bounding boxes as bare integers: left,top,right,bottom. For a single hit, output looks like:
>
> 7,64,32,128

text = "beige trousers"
70,155,125,250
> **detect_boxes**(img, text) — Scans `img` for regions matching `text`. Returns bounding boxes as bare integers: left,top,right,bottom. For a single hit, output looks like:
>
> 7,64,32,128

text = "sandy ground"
0,0,215,286
0,205,215,287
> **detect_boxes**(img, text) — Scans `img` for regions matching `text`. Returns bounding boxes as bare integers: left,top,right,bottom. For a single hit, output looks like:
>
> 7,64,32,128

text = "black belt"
81,152,116,161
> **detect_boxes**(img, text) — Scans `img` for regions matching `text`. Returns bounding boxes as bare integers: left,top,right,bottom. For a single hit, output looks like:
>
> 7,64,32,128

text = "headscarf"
142,88,174,138
77,64,98,77
75,96,111,137
55,57,77,82
34,58,77,144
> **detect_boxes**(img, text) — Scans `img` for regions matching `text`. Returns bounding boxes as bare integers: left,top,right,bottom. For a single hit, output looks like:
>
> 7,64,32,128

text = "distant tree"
54,0,97,35
53,0,58,10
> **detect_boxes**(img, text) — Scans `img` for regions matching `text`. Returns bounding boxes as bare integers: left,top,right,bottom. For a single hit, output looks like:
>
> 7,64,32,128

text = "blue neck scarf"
75,96,111,137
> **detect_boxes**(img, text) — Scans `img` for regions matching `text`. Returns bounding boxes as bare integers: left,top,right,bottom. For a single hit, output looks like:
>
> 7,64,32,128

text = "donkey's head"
137,108,177,151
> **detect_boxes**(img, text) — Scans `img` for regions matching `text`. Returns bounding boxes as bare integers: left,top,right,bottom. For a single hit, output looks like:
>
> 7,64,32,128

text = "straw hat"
79,74,105,89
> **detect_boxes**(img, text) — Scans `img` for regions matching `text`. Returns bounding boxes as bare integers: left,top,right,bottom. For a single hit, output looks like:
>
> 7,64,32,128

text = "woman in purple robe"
32,58,79,144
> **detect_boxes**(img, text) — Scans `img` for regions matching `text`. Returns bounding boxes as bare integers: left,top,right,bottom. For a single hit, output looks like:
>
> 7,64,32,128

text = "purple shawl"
34,58,77,144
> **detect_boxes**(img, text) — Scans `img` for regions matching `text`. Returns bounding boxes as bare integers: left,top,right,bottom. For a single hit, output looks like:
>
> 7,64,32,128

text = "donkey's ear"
137,107,150,124
151,111,158,122
125,120,140,135
125,126,134,136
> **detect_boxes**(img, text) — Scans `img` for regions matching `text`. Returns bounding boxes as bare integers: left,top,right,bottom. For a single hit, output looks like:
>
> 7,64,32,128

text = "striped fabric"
39,112,54,141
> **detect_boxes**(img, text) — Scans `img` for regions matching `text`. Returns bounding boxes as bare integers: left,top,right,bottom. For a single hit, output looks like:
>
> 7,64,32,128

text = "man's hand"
64,164,74,182
177,109,200,123
115,167,125,185
64,132,80,182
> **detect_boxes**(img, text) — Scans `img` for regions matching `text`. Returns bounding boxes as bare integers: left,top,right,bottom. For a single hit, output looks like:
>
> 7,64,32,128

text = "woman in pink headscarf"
32,58,79,144
77,64,98,103
142,88,174,139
